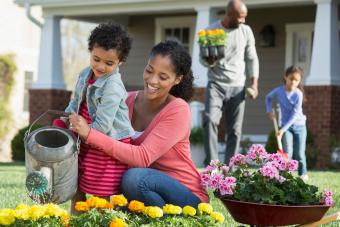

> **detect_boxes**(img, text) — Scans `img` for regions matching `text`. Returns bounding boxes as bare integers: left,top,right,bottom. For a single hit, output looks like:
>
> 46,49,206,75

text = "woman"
69,40,209,208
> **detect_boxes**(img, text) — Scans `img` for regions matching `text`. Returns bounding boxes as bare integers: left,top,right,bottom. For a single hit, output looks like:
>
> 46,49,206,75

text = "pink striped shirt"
86,91,209,202
78,79,130,196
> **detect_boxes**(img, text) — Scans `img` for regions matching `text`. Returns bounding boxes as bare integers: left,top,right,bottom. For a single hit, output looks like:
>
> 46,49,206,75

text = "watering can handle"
24,109,81,152
24,109,71,142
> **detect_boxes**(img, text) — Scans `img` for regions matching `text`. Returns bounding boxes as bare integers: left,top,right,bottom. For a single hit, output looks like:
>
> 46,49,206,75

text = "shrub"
265,129,318,169
11,124,42,161
0,54,16,139
189,127,204,145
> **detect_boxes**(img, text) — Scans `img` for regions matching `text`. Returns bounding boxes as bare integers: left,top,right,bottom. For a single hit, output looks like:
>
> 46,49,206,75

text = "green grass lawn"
0,162,339,226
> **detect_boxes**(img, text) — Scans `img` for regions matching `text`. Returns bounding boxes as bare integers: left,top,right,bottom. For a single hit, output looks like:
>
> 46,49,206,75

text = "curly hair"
88,21,132,62
150,40,194,102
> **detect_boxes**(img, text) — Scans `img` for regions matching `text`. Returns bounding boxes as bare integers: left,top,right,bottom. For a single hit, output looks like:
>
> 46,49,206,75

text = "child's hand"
276,129,284,139
267,112,275,120
69,113,91,140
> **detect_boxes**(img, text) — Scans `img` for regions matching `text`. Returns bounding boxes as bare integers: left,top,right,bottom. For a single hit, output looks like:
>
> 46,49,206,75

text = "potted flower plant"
198,29,227,63
200,144,334,226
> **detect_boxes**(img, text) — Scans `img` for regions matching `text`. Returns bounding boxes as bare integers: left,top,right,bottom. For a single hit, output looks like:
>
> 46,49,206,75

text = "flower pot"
220,198,331,226
208,46,218,58
200,46,209,58
216,45,225,59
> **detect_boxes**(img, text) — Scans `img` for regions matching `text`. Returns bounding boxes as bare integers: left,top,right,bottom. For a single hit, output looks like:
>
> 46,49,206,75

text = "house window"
24,71,34,112
155,16,195,54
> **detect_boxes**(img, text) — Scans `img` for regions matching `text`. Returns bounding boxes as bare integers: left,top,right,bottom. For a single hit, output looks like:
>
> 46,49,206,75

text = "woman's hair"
149,40,194,101
88,21,132,62
284,65,307,102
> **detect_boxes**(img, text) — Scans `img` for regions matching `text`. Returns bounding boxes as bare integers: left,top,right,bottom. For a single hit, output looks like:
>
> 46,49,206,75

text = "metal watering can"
24,110,79,204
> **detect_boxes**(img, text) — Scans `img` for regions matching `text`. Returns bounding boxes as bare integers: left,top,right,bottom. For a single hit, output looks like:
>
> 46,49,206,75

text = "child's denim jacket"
65,67,134,140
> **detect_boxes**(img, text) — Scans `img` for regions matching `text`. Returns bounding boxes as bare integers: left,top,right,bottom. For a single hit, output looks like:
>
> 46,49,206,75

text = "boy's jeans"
282,124,307,176
121,168,201,208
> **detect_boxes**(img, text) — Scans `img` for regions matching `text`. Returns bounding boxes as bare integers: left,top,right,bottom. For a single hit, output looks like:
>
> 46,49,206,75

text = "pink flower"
221,165,230,174
204,164,217,172
260,165,279,179
324,197,334,206
288,160,299,172
324,190,333,197
208,174,224,189
278,161,287,171
219,177,237,196
229,154,247,167
200,173,210,187
322,190,334,206
247,144,268,160
224,176,237,184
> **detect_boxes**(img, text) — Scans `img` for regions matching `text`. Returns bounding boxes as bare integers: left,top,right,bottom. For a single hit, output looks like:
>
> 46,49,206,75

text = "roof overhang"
15,0,315,17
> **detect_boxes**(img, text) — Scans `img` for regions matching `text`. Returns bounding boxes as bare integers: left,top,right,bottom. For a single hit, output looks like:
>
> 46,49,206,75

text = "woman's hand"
69,113,90,140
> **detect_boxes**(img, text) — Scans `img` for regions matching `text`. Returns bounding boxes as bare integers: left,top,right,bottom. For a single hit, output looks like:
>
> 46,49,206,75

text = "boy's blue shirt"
65,66,134,140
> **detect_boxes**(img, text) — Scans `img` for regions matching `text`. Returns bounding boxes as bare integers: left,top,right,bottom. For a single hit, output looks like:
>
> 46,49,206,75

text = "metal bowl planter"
220,198,331,226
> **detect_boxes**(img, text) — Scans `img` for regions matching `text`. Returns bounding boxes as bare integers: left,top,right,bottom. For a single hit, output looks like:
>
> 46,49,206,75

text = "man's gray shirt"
201,20,259,86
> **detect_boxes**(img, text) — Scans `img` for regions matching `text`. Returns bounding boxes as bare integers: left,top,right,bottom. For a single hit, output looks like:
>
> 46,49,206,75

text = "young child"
53,21,134,212
265,66,308,181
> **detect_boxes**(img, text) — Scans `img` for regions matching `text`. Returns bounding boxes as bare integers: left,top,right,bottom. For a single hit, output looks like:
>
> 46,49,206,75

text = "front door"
285,23,313,78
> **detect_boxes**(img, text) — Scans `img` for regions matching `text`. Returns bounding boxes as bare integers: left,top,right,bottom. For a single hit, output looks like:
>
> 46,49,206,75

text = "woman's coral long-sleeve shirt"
86,91,209,202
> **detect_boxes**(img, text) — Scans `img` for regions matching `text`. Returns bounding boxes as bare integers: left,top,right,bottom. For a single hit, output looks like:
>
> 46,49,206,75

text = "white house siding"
242,5,316,135
0,0,41,160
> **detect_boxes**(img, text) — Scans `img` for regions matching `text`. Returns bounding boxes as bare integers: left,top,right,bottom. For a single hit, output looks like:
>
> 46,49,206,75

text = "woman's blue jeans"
282,124,307,176
121,168,201,208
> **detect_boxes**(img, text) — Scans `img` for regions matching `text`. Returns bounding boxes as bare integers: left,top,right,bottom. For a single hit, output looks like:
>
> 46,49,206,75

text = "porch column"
29,16,71,124
192,6,218,88
304,0,340,168
307,0,340,85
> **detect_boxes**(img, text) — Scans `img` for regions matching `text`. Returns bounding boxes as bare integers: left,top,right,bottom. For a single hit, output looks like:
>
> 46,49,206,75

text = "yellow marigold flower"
44,203,64,217
144,206,163,218
14,204,30,220
182,206,196,216
109,217,126,227
0,209,15,225
162,204,182,215
86,196,98,208
14,208,30,220
95,198,108,209
105,202,114,209
61,211,70,227
198,203,213,214
111,195,128,207
128,200,145,213
29,205,46,221
207,29,214,36
210,211,225,223
15,204,30,210
198,30,206,37
75,201,89,212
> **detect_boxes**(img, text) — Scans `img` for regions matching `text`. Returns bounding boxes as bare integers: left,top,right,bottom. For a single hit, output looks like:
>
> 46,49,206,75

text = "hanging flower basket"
220,198,330,226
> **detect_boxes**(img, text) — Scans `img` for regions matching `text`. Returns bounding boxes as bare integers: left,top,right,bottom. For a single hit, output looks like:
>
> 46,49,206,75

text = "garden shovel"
272,108,288,159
